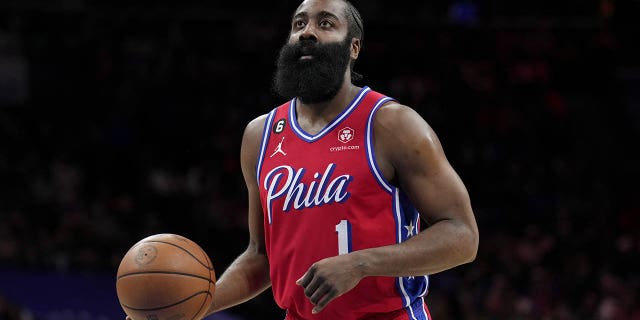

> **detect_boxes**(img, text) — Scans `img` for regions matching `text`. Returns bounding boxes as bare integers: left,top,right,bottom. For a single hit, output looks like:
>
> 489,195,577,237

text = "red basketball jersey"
257,87,430,320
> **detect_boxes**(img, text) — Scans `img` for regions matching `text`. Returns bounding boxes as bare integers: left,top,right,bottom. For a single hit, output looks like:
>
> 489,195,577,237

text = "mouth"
298,45,315,60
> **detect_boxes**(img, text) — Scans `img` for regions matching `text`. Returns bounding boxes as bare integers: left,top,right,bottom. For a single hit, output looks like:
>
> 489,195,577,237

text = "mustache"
295,39,318,54
280,39,320,61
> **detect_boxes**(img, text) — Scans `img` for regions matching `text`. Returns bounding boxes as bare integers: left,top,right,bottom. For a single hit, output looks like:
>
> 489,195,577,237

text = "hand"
125,317,131,320
296,253,365,314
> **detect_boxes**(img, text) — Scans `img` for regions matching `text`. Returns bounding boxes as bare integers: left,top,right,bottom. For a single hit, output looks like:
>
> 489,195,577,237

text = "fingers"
302,275,323,298
297,266,326,301
312,288,338,314
308,282,331,305
297,261,353,314
296,266,314,287
304,279,338,314
297,266,339,314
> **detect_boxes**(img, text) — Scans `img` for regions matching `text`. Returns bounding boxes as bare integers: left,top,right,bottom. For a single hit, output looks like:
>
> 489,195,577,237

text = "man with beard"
208,0,478,319
126,0,479,319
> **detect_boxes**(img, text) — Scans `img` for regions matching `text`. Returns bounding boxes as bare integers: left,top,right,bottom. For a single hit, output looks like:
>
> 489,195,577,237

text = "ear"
350,38,361,60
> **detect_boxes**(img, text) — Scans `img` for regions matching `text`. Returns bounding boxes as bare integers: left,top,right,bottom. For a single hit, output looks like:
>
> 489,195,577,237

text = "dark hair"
342,0,364,82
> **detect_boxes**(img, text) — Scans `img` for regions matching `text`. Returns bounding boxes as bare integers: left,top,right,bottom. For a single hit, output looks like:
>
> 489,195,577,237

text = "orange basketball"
116,234,216,320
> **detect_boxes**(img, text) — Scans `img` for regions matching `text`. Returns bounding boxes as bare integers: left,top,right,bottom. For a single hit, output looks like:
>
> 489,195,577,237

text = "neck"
296,80,361,122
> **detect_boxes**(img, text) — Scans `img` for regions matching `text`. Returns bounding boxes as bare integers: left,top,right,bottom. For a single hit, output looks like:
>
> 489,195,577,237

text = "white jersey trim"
256,110,277,183
289,86,371,142
365,96,395,194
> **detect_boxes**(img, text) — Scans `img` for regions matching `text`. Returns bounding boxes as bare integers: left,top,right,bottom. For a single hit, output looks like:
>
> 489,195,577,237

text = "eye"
319,20,333,28
293,20,306,29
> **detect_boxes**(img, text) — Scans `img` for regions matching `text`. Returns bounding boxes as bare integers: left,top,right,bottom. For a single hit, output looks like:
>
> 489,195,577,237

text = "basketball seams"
117,234,216,320
194,243,213,270
191,290,211,320
121,291,212,311
193,245,214,320
116,271,214,283
142,240,214,270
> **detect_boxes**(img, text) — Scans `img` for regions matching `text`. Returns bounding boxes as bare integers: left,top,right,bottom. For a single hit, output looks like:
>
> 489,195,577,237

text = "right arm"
124,115,271,320
205,115,271,316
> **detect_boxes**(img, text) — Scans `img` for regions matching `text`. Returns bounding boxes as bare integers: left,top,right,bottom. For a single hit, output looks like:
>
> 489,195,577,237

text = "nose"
299,23,318,42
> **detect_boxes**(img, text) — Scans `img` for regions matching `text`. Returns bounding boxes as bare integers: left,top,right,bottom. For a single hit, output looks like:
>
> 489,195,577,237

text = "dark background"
0,0,639,319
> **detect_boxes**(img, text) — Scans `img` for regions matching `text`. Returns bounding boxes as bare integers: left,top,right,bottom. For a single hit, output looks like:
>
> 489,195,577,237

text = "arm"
297,103,479,313
204,115,272,316
124,116,271,320
353,103,478,275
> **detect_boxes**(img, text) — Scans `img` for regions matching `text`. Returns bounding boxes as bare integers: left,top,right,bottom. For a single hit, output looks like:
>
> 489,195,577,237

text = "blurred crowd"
1,0,639,319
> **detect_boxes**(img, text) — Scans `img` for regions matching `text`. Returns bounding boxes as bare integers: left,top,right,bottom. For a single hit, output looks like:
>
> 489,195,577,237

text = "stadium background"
0,0,639,319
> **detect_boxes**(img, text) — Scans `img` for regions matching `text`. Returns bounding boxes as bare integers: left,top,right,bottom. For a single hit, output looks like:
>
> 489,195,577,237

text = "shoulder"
243,102,290,140
373,101,438,145
244,113,270,140
241,114,270,173
373,101,446,174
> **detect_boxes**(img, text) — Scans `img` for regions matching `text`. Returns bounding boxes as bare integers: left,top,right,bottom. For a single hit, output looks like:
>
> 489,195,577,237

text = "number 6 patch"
273,119,286,134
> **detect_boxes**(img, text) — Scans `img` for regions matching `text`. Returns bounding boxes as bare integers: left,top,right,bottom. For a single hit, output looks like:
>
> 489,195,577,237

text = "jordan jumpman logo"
270,137,287,157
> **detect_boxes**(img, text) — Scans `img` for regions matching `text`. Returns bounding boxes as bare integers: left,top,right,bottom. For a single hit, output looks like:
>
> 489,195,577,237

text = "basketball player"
126,0,478,319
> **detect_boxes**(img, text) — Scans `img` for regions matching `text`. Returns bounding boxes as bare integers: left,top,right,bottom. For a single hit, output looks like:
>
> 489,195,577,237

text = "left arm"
354,102,479,276
297,103,479,313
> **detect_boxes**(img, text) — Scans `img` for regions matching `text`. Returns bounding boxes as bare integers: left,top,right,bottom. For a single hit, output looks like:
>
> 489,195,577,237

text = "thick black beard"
273,37,352,104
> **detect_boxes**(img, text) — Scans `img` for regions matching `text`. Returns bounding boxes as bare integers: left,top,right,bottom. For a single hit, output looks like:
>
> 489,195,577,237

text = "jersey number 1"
335,220,352,255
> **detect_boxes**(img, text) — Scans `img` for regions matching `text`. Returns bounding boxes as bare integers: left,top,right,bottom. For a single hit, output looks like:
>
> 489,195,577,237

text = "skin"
125,0,478,318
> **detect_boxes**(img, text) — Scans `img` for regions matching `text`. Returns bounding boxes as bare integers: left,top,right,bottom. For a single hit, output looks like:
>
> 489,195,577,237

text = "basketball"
116,233,216,320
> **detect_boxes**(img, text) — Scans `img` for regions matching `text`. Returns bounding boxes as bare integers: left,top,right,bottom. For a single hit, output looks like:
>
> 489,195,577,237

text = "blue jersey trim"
256,110,277,183
392,189,411,307
393,188,430,310
288,86,371,142
365,96,395,194
405,297,430,320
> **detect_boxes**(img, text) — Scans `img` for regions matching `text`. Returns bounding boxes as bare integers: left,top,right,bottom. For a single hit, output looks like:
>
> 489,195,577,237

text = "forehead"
294,0,347,19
